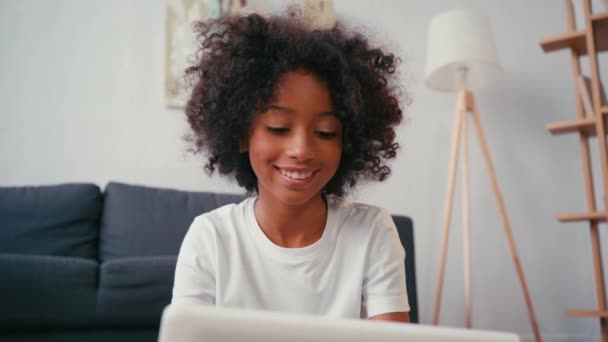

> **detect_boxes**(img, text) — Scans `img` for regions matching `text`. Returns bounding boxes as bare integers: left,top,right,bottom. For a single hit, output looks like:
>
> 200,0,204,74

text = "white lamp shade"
425,9,503,91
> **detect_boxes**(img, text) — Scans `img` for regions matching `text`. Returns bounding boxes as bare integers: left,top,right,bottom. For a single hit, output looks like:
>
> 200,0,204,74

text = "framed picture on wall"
165,0,250,108
164,0,334,108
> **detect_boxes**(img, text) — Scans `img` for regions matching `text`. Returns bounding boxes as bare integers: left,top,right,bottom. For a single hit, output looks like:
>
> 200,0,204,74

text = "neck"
253,193,327,248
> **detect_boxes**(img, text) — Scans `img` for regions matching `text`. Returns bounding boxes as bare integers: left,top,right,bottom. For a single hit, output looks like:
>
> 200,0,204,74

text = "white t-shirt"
171,196,409,319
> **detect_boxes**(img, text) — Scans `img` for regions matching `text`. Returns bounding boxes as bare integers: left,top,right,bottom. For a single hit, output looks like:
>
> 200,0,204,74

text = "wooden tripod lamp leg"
468,102,543,342
433,90,467,325
461,105,473,329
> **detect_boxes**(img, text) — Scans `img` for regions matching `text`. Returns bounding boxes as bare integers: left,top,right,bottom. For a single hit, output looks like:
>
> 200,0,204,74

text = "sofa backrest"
99,182,245,261
0,184,102,329
0,183,101,259
392,215,418,323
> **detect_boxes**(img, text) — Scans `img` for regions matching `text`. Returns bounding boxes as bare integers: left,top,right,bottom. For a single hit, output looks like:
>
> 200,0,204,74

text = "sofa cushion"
99,182,245,260
96,256,177,327
0,183,101,258
0,254,98,329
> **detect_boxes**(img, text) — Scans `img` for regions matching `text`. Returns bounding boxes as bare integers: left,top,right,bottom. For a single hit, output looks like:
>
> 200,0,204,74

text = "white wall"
1,0,607,340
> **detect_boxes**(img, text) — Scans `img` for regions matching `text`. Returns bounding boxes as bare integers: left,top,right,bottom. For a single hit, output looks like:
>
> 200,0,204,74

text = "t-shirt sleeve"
171,216,216,306
361,208,410,318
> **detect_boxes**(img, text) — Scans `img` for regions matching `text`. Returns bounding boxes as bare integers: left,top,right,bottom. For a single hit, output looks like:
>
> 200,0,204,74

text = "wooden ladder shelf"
539,1,608,341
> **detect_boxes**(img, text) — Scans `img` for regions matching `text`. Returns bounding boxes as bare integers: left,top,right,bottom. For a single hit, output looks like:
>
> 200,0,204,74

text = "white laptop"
158,304,520,342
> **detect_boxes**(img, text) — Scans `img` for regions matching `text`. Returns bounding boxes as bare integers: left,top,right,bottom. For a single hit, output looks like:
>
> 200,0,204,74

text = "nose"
285,130,316,161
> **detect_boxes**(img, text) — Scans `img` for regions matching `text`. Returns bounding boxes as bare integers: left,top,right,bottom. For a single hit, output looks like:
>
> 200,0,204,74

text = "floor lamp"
425,9,542,342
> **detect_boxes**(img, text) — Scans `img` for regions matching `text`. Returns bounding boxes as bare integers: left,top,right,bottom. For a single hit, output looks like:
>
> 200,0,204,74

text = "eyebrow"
268,104,335,117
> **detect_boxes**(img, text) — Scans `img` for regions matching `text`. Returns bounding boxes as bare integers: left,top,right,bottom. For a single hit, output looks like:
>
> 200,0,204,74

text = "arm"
361,209,411,320
172,217,216,306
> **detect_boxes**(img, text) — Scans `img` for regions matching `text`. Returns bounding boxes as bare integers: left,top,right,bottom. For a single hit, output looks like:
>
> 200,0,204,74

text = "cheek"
248,135,278,165
324,144,342,171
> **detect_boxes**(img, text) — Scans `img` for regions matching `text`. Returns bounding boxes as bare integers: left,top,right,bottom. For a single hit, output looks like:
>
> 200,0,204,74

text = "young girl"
172,10,410,323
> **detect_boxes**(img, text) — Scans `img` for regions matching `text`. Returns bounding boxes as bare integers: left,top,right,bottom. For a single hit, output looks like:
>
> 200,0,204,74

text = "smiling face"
245,69,342,206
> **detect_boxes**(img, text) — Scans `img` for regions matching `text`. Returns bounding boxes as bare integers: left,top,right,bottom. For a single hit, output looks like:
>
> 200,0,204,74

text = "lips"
278,168,314,180
274,167,318,187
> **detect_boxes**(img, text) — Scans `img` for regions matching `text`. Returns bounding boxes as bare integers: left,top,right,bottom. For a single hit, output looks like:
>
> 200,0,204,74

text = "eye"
266,126,289,134
315,131,339,139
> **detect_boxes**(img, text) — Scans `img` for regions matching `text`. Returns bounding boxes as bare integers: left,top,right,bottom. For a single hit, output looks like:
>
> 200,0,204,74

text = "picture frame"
164,0,249,108
164,0,335,108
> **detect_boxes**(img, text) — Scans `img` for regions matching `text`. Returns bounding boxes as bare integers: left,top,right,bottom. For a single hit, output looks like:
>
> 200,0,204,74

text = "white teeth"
280,169,313,180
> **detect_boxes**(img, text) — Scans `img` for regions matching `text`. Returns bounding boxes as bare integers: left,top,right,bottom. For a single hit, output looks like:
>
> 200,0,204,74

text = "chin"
272,190,321,206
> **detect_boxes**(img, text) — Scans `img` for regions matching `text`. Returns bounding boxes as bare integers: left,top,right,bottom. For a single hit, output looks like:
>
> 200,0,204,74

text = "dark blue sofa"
0,182,418,341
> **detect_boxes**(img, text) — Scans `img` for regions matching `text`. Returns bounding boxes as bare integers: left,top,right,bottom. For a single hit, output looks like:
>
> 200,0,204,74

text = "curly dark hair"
184,11,407,197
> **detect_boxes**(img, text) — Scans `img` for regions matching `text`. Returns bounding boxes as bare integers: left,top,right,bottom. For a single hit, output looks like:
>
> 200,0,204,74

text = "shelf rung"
556,211,608,222
546,114,608,136
566,309,608,318
540,31,587,54
539,12,608,54
546,117,595,135
591,12,608,21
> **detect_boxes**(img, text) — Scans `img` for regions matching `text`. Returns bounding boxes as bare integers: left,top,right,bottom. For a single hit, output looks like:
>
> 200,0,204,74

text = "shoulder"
329,196,392,229
195,197,252,224
185,197,254,242
328,196,397,245
328,196,403,257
